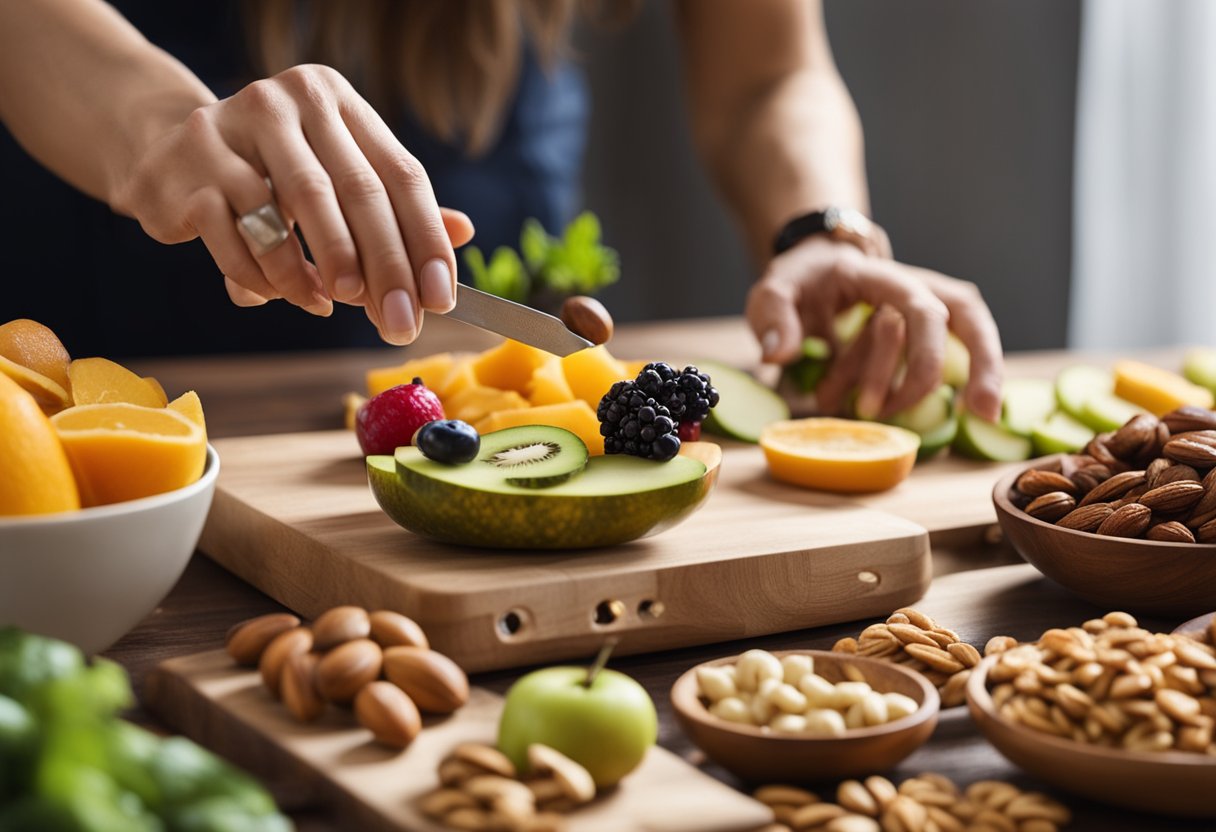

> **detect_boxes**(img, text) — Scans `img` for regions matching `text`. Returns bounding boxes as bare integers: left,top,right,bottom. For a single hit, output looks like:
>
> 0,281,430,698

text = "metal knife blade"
441,284,593,356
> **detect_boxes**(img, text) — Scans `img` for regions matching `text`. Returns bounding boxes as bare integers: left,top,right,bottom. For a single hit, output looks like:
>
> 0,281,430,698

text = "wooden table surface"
105,317,1205,831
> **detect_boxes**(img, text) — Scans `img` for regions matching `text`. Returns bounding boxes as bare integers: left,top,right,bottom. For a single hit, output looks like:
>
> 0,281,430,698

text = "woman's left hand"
745,235,1004,422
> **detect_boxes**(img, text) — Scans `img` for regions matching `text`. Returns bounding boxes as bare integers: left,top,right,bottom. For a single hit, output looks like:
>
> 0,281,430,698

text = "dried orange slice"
0,357,71,414
0,373,80,515
52,403,206,506
759,418,920,493
69,357,165,408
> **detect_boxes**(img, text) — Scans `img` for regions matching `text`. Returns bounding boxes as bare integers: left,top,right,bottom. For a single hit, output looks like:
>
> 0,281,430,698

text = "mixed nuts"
225,605,468,749
1013,407,1216,542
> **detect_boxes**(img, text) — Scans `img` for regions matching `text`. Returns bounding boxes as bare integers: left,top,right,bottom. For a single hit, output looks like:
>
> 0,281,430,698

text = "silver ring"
236,202,290,257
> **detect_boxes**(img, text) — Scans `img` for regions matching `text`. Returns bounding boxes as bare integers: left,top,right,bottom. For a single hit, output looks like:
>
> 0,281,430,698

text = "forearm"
701,70,869,265
0,0,215,207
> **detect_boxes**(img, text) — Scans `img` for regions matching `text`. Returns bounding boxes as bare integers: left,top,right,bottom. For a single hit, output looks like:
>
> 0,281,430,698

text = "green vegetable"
464,211,619,304
0,629,291,832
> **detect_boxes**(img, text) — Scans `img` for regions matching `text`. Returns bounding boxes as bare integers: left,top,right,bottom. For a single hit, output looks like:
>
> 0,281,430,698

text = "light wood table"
104,317,1205,831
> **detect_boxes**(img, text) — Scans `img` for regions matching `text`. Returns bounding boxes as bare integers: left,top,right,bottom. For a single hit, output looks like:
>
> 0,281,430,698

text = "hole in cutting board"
857,571,880,586
593,599,626,627
638,599,665,620
497,609,527,639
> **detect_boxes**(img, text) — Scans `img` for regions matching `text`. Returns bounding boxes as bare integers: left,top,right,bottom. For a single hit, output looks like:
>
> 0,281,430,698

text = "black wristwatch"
772,207,890,258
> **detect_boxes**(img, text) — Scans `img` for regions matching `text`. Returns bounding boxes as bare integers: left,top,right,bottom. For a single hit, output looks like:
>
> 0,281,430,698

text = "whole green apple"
497,666,657,788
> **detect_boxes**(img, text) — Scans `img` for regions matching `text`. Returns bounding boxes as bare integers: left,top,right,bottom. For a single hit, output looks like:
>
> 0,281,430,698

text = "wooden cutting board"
147,650,773,832
199,431,942,672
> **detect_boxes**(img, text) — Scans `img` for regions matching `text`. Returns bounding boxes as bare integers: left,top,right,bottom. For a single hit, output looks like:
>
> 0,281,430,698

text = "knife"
441,284,594,356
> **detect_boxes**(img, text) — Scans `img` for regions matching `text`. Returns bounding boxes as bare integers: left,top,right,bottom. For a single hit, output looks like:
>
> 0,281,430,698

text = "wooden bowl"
1173,611,1215,643
992,463,1216,616
967,655,1216,817
671,650,938,783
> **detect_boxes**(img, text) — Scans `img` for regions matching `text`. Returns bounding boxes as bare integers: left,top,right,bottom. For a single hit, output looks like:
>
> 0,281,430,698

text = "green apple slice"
953,411,1032,462
915,416,958,461
1079,392,1146,433
1183,347,1216,394
1001,378,1057,437
888,385,957,460
943,332,970,388
699,360,790,443
1055,365,1113,420
1031,411,1095,455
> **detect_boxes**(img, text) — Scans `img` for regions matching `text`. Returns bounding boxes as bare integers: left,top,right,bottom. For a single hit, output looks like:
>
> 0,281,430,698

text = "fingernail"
761,329,780,358
334,274,363,302
380,288,417,344
419,259,454,311
305,291,333,317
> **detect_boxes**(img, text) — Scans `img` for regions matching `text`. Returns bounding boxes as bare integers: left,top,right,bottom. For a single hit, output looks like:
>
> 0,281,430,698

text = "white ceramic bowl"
0,445,218,654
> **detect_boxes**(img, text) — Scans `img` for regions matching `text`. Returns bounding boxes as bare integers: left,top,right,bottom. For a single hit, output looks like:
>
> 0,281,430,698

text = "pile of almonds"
1013,406,1216,542
417,742,596,832
832,608,1011,708
226,605,468,749
754,772,1071,832
987,611,1216,755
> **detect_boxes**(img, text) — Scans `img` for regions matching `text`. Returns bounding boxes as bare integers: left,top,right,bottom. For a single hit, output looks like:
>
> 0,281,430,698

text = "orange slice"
1113,360,1214,416
69,357,166,408
51,403,206,506
0,356,71,414
0,373,80,515
167,390,207,436
759,418,920,493
143,376,169,406
0,318,72,393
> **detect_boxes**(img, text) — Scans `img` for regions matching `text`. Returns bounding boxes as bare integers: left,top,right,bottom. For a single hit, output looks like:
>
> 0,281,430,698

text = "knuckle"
180,106,216,141
285,167,334,202
384,153,428,192
953,279,984,304
332,166,385,202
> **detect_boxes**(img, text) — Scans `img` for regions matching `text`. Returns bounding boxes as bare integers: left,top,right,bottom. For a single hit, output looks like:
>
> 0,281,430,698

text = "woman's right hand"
110,64,472,344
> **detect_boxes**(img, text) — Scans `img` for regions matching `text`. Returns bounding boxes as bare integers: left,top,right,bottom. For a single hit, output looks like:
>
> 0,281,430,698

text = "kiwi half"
474,426,589,488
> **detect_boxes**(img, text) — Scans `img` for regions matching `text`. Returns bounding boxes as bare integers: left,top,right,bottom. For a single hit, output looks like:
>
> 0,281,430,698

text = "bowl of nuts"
992,408,1216,616
671,649,938,783
966,612,1216,818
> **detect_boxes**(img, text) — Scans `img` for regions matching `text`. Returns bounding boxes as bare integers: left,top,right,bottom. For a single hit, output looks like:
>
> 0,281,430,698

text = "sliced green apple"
368,441,720,549
888,385,956,461
1055,365,1113,421
1079,392,1146,433
1183,347,1216,394
699,360,790,443
1002,378,1056,437
1031,411,1095,455
943,332,970,389
953,411,1032,462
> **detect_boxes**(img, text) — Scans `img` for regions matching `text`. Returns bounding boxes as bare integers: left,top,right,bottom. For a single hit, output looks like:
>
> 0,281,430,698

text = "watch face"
825,207,873,238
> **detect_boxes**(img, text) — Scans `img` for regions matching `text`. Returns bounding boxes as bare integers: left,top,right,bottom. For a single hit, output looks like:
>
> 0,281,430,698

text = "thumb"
440,208,475,248
746,280,803,364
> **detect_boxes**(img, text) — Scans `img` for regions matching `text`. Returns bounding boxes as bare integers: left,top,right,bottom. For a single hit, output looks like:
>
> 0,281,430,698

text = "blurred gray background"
579,0,1081,351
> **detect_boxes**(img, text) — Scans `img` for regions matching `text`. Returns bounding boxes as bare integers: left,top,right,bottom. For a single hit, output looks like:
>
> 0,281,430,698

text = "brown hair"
247,1,638,156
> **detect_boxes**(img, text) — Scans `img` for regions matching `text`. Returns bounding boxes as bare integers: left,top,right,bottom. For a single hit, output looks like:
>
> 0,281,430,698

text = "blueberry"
652,434,681,461
414,419,480,464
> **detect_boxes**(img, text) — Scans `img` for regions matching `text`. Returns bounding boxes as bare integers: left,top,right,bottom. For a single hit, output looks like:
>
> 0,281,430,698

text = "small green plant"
464,212,619,304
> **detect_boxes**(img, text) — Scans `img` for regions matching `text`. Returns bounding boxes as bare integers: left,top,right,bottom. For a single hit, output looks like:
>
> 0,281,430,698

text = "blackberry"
638,362,720,424
596,379,680,461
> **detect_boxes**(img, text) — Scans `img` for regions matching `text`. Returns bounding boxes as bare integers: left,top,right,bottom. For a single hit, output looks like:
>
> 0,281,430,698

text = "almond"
1196,518,1216,544
1015,469,1077,498
281,651,325,722
312,605,370,651
1086,435,1119,467
1079,470,1146,506
527,744,596,804
1164,432,1216,467
560,295,614,346
225,613,300,666
1106,414,1158,461
1095,503,1152,538
1162,406,1216,435
1025,492,1076,522
1156,463,1200,487
354,680,421,748
382,646,469,713
1146,457,1173,487
1138,481,1205,514
316,638,382,704
1146,521,1196,544
259,626,313,699
1070,463,1112,495
368,610,429,650
1056,503,1114,532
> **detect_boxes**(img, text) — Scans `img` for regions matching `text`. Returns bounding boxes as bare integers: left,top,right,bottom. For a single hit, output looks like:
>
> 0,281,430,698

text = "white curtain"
1071,0,1216,348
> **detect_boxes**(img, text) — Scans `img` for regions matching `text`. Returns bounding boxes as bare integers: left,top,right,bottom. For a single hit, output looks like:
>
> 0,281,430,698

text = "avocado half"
367,442,722,550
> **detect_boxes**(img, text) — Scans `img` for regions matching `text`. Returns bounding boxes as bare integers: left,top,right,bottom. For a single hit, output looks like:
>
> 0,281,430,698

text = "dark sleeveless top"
0,2,588,356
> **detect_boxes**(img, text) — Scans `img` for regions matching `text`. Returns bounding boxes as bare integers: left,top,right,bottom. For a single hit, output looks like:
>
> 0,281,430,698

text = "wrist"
771,207,891,261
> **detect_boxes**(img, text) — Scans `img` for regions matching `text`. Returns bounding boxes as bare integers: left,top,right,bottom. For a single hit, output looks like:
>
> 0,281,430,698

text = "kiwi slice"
473,426,589,488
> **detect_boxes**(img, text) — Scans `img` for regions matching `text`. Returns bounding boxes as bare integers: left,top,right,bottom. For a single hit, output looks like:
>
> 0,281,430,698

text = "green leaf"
519,219,551,272
464,246,529,303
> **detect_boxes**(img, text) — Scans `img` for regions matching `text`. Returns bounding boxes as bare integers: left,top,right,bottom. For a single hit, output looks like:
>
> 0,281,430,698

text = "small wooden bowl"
1173,611,1215,643
671,650,938,783
992,463,1216,616
967,655,1216,818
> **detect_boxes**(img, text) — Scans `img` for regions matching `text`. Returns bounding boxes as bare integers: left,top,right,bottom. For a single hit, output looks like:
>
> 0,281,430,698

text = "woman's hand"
746,236,1004,422
111,64,472,344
